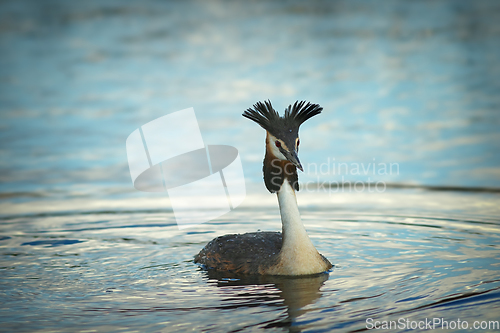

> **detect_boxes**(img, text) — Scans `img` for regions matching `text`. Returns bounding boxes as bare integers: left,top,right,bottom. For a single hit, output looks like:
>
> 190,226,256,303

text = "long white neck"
277,180,314,251
267,179,330,275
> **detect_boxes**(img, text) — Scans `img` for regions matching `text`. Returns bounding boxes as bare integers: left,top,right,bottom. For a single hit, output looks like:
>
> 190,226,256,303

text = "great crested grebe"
195,100,332,275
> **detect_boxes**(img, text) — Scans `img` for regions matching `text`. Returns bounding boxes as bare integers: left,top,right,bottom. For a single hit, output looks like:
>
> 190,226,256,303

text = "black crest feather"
242,100,280,132
284,100,323,126
243,100,322,135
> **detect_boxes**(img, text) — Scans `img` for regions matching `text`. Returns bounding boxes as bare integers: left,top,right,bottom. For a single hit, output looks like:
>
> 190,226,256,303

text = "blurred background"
1,0,499,214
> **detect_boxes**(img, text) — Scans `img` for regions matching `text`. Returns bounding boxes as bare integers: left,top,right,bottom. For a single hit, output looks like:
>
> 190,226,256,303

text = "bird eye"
275,140,281,148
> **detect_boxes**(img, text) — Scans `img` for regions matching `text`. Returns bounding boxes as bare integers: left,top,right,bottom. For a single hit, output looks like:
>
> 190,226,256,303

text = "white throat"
267,179,329,275
277,180,312,249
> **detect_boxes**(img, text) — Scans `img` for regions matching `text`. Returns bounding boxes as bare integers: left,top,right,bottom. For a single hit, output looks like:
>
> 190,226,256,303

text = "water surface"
1,190,500,331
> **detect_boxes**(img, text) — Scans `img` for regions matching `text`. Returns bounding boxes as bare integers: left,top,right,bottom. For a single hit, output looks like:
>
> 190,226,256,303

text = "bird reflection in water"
202,269,330,331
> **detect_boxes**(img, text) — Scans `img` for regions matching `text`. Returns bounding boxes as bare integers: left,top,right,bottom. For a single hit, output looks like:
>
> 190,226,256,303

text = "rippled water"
1,0,500,331
1,191,500,331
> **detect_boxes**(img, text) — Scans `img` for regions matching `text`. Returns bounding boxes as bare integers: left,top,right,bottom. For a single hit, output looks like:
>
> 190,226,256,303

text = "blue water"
1,198,500,331
1,0,500,331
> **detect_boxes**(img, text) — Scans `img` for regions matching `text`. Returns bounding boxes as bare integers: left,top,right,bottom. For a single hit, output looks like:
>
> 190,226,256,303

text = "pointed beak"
286,150,303,172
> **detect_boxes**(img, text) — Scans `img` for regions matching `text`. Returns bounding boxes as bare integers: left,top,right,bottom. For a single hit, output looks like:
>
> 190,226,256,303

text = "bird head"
242,100,322,172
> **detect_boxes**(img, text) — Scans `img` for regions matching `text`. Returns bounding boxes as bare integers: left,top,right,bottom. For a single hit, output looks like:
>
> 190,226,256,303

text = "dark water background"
1,0,500,331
